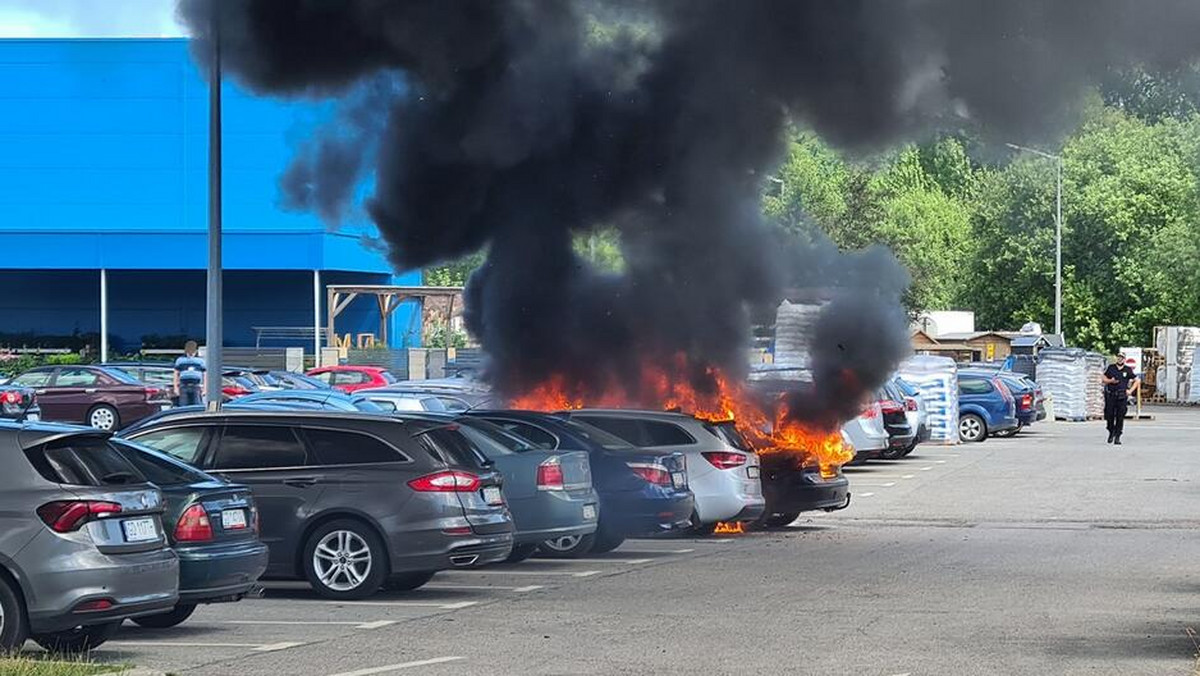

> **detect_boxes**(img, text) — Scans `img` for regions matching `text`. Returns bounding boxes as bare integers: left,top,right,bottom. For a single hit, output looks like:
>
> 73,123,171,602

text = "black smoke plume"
178,0,1200,425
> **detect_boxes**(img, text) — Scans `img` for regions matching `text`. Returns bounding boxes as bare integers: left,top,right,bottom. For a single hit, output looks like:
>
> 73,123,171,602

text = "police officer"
173,340,207,407
1102,351,1138,445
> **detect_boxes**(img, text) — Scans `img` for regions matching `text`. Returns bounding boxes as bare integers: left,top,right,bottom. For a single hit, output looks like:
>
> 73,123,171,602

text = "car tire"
32,621,121,653
899,442,918,457
86,404,120,431
880,445,906,460
384,571,436,591
689,511,717,536
589,526,625,554
993,423,1023,438
504,544,539,564
761,512,802,529
130,604,196,629
959,413,988,443
0,576,29,652
303,519,387,600
537,533,596,559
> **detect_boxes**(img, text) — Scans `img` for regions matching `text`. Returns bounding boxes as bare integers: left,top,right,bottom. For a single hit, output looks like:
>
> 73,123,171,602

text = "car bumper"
22,541,179,633
390,531,515,573
177,540,269,604
510,489,600,546
993,417,1020,432
606,491,694,536
690,466,765,523
762,475,851,514
1016,410,1038,425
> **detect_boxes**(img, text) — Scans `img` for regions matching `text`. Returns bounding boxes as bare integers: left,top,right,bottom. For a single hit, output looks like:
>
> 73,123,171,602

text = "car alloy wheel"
88,405,117,430
959,415,984,442
313,530,373,592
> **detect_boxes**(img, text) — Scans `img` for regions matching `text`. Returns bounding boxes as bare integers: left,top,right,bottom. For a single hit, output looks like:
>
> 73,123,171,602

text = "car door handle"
283,477,320,488
84,388,97,394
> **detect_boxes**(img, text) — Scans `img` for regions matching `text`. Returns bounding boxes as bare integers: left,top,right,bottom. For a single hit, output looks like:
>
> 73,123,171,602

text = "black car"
0,383,40,421
877,383,915,459
467,411,693,557
121,410,515,599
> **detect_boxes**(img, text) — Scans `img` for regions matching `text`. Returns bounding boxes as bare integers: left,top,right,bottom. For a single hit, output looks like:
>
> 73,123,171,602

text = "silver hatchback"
0,422,179,652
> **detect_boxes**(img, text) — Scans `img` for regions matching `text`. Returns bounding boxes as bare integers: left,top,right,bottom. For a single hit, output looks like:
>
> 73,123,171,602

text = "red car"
305,365,397,393
8,365,171,431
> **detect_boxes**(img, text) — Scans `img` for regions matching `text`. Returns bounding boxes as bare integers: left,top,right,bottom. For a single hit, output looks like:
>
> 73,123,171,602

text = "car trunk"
415,425,512,536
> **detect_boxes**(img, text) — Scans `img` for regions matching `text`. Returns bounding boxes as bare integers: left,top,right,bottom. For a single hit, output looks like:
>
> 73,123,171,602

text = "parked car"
983,371,1043,436
122,410,514,599
233,389,387,413
958,373,1019,442
878,382,917,460
390,413,599,563
111,441,268,628
305,366,396,393
891,377,929,456
224,368,284,392
564,410,764,533
102,361,177,389
383,379,498,411
467,411,693,557
359,390,451,412
0,422,179,652
9,365,172,431
842,400,889,464
0,383,40,421
753,429,853,528
268,371,332,390
222,374,262,400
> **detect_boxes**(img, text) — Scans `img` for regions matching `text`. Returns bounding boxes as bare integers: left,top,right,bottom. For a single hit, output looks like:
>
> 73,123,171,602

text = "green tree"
424,249,486,287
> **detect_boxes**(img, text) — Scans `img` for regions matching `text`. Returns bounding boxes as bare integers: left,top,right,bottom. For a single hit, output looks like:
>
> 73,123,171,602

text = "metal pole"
99,269,108,363
204,12,223,408
313,269,321,368
1055,157,1063,338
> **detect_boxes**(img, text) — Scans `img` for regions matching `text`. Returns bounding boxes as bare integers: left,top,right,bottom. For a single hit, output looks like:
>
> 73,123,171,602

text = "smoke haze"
177,0,1200,423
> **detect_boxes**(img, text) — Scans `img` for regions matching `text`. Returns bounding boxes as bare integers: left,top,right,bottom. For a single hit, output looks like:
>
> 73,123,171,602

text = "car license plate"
122,517,158,543
160,403,172,411
671,472,686,489
24,412,39,422
746,466,760,479
221,509,247,530
482,486,504,505
582,504,597,520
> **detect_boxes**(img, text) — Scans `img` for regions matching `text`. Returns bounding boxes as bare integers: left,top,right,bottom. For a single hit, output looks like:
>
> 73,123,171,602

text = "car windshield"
564,419,636,451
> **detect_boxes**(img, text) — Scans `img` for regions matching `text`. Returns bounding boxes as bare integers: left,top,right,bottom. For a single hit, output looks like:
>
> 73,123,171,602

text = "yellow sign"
986,343,996,361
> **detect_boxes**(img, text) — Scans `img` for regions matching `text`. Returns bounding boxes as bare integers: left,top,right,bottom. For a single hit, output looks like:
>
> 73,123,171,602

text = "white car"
841,401,889,463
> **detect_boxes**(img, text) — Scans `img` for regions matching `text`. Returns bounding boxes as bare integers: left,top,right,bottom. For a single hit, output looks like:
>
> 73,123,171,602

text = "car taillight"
144,387,160,401
250,506,260,533
701,451,747,470
879,400,904,415
536,458,565,491
408,470,482,492
0,391,21,405
37,500,122,533
905,397,918,412
861,403,880,419
174,503,214,542
627,462,672,486
1020,394,1033,410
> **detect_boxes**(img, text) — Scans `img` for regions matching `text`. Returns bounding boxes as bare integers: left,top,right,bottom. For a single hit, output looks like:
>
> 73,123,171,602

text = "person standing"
174,340,207,407
1102,351,1137,445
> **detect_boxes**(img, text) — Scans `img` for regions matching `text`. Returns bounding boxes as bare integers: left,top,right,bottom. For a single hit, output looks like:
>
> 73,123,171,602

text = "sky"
0,0,184,37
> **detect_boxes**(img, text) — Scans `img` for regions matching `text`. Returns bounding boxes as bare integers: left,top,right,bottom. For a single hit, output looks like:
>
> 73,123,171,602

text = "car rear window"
461,418,536,452
302,428,407,465
415,427,491,468
382,371,398,384
24,437,148,486
112,441,211,486
455,423,515,458
101,367,142,385
564,419,636,451
704,421,753,451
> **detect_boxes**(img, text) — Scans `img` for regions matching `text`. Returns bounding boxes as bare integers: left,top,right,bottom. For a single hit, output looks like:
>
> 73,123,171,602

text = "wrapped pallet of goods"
1084,352,1107,419
753,299,827,382
1189,345,1200,404
899,355,960,445
1154,326,1199,402
1036,348,1092,421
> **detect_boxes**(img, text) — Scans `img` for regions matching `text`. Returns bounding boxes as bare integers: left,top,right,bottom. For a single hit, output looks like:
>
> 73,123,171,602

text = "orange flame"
507,355,853,472
713,521,746,535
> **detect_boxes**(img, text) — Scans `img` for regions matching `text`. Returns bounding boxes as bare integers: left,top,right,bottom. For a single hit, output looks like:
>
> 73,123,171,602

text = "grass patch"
0,654,123,676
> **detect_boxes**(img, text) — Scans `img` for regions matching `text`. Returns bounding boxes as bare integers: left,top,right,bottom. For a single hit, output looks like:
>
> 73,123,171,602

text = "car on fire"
564,410,765,534
122,410,515,599
466,411,693,557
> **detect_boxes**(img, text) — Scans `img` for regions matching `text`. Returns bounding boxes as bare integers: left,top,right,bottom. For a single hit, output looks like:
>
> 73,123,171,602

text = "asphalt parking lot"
77,406,1200,675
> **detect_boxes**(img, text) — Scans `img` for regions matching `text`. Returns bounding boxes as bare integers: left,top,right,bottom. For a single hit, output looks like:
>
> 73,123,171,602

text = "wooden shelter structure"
326,285,463,349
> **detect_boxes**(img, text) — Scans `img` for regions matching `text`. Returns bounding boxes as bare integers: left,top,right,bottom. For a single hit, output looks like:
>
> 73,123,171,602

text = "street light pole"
205,9,223,409
1006,142,1064,337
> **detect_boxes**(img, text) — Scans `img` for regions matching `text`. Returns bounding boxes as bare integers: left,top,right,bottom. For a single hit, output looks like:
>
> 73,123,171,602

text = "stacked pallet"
899,355,960,445
1154,326,1200,401
1189,346,1200,404
1037,348,1094,421
1084,352,1107,419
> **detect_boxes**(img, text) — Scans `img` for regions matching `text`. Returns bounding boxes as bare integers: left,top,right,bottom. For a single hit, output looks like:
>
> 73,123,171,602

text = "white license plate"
221,509,247,530
746,466,760,479
160,403,173,411
122,517,158,542
671,472,686,489
482,486,504,505
582,504,597,520
25,412,39,422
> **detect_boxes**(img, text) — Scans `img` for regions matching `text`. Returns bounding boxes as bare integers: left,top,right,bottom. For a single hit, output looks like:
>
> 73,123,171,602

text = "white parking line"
859,492,875,497
223,620,396,630
915,453,959,457
919,466,934,471
934,460,947,464
327,656,467,676
321,600,479,609
107,640,304,652
422,583,545,593
443,569,601,578
850,482,896,487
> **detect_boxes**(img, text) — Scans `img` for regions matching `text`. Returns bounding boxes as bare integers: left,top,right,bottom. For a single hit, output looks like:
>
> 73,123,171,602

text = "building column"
313,269,321,365
99,269,109,362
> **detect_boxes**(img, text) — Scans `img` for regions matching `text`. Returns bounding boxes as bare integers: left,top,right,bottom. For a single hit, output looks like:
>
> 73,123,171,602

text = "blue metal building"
0,38,421,356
